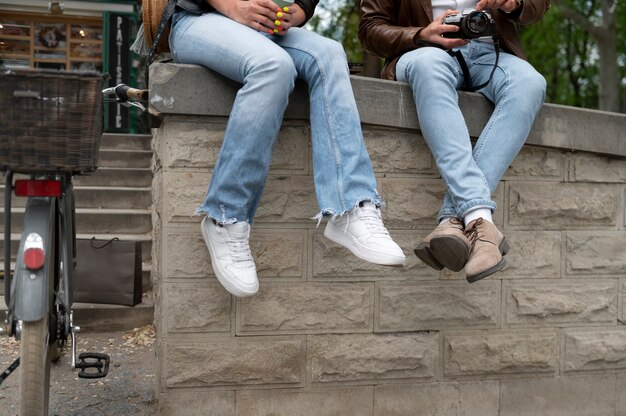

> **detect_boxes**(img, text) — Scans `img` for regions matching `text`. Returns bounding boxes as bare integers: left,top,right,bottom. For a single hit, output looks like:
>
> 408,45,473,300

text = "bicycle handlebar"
103,83,148,112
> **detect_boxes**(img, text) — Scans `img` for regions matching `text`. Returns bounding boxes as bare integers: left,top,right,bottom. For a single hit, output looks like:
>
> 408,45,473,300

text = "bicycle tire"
19,316,53,415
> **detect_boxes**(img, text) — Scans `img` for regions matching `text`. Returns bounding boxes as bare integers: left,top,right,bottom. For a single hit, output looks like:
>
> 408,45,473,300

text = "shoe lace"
464,218,496,253
225,236,253,265
351,205,390,237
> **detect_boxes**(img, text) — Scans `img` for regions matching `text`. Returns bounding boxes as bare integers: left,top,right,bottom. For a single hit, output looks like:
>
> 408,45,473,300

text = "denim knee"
250,50,297,91
398,47,458,86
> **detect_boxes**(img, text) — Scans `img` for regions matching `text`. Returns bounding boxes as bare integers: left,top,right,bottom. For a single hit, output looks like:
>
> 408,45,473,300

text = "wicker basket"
0,68,103,174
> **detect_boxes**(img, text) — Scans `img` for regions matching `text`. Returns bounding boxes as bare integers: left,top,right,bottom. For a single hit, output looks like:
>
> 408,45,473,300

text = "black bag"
74,237,142,306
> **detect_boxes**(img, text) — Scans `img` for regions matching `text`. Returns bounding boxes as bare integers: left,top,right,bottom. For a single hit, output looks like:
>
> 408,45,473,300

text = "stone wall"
150,63,626,416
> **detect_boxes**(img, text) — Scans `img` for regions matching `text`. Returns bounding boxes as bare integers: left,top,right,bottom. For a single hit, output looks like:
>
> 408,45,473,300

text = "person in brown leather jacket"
359,0,549,282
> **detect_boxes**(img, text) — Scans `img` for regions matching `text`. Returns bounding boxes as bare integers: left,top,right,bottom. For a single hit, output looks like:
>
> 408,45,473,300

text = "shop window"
0,12,102,72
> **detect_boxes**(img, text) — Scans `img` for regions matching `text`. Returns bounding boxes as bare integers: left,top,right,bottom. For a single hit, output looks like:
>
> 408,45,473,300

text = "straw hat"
142,0,171,54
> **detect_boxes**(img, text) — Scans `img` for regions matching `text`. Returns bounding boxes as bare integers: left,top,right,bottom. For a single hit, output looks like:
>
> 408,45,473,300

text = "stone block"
564,328,626,372
253,175,318,223
444,331,558,376
164,282,231,333
377,281,500,331
504,146,563,181
165,338,304,387
312,230,439,280
160,390,234,416
618,374,626,416
164,227,212,278
164,226,305,279
504,280,617,326
363,127,435,174
374,381,500,416
250,229,306,278
508,182,619,228
163,121,308,173
500,375,616,416
163,172,208,223
162,120,225,170
497,231,561,279
571,153,626,182
380,178,447,229
566,231,626,275
237,283,373,334
163,173,318,224
236,386,373,416
308,333,438,383
618,279,626,324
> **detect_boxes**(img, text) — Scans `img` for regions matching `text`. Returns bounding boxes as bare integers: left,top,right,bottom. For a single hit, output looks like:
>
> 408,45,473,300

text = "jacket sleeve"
358,0,422,59
295,0,319,25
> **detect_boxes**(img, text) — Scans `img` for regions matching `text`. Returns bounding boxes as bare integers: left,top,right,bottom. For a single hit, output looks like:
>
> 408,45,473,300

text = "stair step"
98,149,152,169
0,233,152,262
1,208,152,234
100,133,152,151
74,167,152,187
0,265,151,296
0,186,151,210
0,296,154,332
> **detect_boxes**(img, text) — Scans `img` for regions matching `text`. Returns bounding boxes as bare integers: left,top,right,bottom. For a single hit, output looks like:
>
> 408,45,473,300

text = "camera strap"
447,35,500,92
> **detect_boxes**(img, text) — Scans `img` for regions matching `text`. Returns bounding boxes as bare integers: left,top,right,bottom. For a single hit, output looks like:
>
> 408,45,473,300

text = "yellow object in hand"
274,28,279,33
277,12,283,18
274,20,282,26
283,6,289,12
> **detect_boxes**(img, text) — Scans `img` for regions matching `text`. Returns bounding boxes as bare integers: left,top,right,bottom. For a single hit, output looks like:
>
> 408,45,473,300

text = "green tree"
523,0,624,112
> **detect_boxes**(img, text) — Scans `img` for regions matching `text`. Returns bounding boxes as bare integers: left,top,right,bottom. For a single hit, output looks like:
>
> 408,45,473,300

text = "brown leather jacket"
358,0,549,80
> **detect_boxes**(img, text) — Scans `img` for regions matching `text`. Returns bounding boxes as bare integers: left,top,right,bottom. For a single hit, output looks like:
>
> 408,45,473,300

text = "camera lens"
466,11,489,34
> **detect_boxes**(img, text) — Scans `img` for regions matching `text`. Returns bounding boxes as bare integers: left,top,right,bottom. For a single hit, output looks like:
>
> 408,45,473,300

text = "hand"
270,2,306,36
227,0,285,34
476,0,520,13
416,10,469,49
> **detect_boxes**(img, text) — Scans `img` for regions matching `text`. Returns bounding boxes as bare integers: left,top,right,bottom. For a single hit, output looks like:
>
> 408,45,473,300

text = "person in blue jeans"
169,0,405,297
359,0,548,282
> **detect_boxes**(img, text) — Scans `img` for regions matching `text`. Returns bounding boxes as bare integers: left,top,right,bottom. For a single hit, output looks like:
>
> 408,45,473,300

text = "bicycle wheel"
19,313,53,415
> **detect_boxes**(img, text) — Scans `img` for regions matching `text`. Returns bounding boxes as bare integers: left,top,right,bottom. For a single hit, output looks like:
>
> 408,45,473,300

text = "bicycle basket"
0,68,104,174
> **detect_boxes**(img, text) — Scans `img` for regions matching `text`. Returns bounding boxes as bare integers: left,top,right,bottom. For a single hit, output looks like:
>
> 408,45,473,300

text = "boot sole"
429,235,470,272
414,242,443,270
466,238,510,283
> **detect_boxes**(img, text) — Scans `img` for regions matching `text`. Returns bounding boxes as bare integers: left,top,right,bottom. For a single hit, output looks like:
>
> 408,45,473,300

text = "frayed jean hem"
311,196,382,227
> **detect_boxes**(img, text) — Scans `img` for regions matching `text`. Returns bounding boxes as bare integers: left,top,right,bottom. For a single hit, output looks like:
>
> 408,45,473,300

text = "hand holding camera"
441,9,496,39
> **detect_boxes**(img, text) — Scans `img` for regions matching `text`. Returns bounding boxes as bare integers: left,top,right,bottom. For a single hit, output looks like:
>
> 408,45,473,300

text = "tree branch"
552,0,601,36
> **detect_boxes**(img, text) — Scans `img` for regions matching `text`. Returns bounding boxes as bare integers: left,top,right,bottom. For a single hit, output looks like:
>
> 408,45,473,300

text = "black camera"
442,10,496,39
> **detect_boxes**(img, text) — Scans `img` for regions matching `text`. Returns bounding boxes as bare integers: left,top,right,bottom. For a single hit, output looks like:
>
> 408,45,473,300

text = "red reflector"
15,180,61,197
24,248,45,270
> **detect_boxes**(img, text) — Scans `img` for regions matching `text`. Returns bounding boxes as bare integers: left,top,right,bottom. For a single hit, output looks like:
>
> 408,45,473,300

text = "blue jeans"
396,42,546,222
169,11,379,224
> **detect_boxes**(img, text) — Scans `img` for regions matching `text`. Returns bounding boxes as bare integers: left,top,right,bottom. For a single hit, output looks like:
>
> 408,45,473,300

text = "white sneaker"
200,217,259,297
323,202,406,266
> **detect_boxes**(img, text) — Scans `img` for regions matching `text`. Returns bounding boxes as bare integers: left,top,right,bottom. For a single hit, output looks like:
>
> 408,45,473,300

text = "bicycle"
0,68,147,415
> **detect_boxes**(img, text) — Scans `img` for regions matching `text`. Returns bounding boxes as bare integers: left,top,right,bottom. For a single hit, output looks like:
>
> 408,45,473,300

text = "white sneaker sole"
200,218,259,298
324,223,405,266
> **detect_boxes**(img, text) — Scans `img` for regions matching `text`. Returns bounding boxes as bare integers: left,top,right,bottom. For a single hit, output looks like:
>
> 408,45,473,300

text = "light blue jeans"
396,42,546,222
169,10,379,224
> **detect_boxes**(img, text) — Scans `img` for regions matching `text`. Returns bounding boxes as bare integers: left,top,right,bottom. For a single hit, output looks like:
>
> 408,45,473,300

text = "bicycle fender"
13,197,55,322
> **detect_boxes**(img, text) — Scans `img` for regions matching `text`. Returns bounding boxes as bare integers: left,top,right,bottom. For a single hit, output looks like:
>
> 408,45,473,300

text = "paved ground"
0,325,157,415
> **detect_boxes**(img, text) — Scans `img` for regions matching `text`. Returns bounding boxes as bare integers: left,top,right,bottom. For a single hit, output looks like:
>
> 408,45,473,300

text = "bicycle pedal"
76,352,110,379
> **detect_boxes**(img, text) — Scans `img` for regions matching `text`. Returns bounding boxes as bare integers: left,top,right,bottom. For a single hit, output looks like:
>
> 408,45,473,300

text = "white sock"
463,208,493,227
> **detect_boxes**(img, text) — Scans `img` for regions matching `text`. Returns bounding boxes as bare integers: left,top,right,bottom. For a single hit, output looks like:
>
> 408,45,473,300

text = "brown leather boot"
414,218,470,272
464,218,510,283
